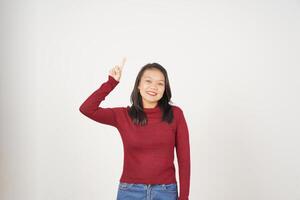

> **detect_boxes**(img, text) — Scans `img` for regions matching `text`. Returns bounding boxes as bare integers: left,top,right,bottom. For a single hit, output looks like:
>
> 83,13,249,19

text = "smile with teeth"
146,91,157,96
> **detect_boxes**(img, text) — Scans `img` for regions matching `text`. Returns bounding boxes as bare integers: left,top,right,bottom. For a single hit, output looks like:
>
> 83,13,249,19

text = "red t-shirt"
79,75,191,200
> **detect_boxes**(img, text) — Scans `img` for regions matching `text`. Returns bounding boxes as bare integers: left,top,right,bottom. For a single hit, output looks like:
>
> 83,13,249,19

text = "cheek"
139,83,146,90
141,85,148,91
159,88,165,95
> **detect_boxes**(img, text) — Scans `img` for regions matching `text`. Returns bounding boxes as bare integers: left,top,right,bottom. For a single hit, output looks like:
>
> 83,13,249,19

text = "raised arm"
79,58,126,128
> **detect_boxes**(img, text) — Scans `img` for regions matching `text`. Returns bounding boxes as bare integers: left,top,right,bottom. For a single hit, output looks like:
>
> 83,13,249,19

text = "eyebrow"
144,76,164,82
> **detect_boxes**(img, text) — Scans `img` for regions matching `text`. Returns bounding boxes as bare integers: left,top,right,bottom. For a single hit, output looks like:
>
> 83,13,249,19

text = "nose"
150,85,158,90
152,82,161,88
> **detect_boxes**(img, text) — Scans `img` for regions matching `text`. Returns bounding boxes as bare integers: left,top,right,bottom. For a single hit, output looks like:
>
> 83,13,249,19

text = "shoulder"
171,104,184,114
111,106,128,113
170,104,185,121
170,105,189,129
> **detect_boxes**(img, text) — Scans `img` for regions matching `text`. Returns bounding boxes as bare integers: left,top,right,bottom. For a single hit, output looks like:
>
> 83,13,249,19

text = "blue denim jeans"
117,182,178,200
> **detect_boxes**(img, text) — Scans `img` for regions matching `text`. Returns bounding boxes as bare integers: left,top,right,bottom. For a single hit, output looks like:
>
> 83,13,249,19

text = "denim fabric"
117,182,178,200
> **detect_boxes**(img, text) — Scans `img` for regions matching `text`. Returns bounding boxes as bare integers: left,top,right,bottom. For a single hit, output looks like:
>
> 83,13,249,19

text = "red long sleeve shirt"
79,75,191,200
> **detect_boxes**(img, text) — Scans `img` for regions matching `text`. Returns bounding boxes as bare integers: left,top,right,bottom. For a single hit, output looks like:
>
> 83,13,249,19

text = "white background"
1,0,300,200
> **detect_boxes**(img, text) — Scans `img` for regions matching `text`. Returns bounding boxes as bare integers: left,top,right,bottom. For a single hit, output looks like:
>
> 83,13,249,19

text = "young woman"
79,58,191,200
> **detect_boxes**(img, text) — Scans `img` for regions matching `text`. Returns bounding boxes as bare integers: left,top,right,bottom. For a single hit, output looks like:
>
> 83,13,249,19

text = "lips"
146,91,157,96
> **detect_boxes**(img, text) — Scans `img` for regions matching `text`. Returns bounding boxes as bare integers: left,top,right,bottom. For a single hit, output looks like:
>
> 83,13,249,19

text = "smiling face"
138,69,166,109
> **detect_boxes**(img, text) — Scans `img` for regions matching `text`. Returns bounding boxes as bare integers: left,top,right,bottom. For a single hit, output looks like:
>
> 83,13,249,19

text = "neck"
143,102,158,109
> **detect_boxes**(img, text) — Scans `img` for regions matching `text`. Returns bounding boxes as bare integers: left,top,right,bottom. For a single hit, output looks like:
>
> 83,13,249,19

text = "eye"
145,80,151,83
158,83,164,86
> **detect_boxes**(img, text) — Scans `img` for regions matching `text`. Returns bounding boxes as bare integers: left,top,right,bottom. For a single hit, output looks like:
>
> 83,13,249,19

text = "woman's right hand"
109,57,126,82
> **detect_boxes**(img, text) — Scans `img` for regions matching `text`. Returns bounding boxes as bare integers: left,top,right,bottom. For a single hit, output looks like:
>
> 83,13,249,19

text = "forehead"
142,69,165,81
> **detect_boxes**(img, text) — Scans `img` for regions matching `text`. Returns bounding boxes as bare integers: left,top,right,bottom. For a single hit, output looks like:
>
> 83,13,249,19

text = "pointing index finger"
120,57,126,69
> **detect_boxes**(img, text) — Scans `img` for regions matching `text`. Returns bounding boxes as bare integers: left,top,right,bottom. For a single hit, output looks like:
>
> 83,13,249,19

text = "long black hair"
128,63,174,126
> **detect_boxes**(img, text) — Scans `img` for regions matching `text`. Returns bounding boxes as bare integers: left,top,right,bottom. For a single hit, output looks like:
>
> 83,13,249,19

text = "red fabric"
79,75,190,200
